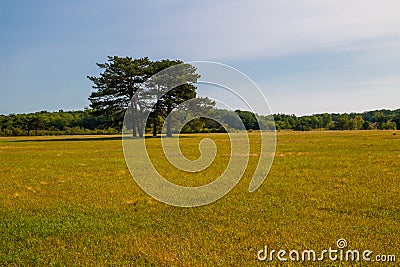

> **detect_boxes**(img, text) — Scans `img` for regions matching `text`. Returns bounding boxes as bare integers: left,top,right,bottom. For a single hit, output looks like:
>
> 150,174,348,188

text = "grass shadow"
5,136,123,143
3,134,205,143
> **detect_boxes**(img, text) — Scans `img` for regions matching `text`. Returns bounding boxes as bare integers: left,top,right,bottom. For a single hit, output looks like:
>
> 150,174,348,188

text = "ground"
0,131,399,266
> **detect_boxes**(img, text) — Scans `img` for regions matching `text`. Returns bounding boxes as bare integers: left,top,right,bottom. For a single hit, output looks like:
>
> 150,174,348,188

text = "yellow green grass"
1,131,399,266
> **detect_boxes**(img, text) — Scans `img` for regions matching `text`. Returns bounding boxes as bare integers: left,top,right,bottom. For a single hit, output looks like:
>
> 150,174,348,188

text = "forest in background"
0,107,399,137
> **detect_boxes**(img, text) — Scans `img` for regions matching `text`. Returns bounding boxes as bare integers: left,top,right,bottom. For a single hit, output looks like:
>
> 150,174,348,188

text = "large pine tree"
88,56,200,137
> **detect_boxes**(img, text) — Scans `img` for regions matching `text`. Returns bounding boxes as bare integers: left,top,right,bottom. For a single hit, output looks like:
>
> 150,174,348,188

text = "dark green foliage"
273,109,398,131
88,56,153,137
321,113,332,128
0,110,117,136
362,121,371,130
88,56,200,137
392,115,400,130
295,119,311,131
0,108,398,136
335,114,350,130
146,60,200,137
235,110,259,130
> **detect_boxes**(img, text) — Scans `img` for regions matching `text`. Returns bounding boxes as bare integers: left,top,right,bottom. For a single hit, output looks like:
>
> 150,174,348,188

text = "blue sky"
0,0,399,115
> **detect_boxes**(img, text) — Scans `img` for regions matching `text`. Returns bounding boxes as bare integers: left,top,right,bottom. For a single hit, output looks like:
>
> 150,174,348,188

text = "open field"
1,131,399,266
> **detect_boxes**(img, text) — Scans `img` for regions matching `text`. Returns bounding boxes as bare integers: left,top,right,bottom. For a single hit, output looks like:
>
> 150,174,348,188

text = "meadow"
1,131,399,266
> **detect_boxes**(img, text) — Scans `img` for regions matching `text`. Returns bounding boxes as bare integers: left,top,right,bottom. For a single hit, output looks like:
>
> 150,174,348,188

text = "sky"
0,0,399,115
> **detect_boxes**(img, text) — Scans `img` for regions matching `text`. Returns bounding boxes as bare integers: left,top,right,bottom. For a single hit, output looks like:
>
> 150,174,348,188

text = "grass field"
1,131,399,266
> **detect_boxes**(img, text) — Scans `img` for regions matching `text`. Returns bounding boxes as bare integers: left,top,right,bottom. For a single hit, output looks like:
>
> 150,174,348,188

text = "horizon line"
1,106,399,117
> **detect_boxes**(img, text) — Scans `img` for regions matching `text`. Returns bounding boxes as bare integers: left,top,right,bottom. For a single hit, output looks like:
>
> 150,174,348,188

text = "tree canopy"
87,56,201,137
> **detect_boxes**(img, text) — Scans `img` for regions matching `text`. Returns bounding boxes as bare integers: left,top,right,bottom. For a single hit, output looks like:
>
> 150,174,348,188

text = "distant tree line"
0,109,119,136
273,110,399,131
0,108,398,136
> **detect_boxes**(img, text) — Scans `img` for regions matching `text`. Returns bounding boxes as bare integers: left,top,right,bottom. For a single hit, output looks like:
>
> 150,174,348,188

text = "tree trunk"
137,110,144,138
138,119,144,138
130,101,137,137
132,125,137,137
166,113,172,137
135,100,144,138
153,115,157,137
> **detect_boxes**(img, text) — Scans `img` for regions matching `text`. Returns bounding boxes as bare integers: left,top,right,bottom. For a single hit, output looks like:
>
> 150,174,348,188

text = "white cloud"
138,0,400,60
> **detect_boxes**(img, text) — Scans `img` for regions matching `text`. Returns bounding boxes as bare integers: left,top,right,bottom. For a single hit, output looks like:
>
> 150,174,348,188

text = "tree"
348,118,357,130
321,113,332,129
294,119,311,131
374,111,387,130
308,116,321,129
88,56,152,137
335,114,350,130
146,61,200,137
380,121,397,130
25,116,44,135
88,57,200,137
354,115,364,130
235,110,259,130
392,115,400,130
362,121,371,130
